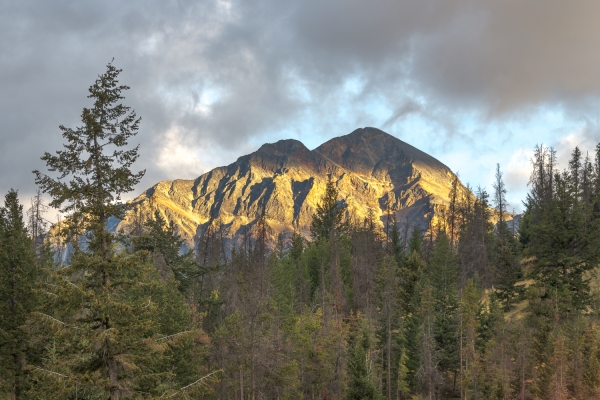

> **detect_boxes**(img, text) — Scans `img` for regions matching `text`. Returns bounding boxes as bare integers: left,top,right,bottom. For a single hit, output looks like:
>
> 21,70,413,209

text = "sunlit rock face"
117,127,468,247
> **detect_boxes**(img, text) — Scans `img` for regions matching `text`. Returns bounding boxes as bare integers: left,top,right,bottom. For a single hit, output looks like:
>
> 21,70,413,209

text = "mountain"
117,127,468,246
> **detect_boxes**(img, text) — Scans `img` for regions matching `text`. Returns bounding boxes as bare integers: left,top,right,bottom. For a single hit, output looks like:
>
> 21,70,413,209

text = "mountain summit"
118,127,465,245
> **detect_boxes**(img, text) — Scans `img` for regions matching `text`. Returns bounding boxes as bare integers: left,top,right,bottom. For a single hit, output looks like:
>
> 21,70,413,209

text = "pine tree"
375,255,402,399
530,169,596,314
492,164,521,308
310,177,348,243
26,189,49,261
459,279,483,399
29,63,201,399
416,287,442,399
347,327,379,400
458,187,494,287
33,60,145,260
309,177,351,314
429,232,460,386
400,227,425,393
493,164,507,228
132,210,198,294
0,190,38,399
36,251,199,398
569,146,583,197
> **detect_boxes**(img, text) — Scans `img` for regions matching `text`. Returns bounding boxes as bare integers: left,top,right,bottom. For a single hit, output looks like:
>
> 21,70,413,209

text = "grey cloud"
3,0,600,207
383,100,422,128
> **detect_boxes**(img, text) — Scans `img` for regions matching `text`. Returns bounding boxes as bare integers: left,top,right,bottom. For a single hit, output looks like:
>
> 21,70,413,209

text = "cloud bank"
2,0,600,212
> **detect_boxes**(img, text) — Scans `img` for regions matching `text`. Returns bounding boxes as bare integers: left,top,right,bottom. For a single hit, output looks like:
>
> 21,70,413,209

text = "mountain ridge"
118,127,467,246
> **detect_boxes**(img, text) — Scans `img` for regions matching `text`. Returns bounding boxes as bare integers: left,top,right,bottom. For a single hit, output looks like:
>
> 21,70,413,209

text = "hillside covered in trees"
3,64,600,400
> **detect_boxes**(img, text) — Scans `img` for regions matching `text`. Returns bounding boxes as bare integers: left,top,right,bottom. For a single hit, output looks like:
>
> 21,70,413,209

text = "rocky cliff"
117,127,468,246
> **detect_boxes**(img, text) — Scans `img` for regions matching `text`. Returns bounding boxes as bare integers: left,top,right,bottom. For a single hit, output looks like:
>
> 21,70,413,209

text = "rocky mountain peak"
256,139,309,157
118,128,468,247
315,127,450,179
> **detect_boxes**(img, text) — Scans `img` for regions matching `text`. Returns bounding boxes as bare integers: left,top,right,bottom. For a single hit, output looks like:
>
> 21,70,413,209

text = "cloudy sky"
3,0,600,217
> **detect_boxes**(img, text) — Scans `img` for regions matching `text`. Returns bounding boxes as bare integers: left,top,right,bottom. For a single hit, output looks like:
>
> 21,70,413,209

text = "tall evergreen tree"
309,177,351,314
528,167,598,314
26,189,49,261
493,163,507,228
31,63,202,399
492,164,521,308
416,287,442,399
458,187,494,287
429,232,460,385
347,327,380,400
569,146,583,197
33,60,145,260
0,190,38,399
375,255,402,400
400,227,425,393
132,210,197,294
310,177,348,243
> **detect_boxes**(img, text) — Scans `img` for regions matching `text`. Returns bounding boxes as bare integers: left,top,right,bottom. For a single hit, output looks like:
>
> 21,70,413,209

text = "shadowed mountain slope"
117,127,467,246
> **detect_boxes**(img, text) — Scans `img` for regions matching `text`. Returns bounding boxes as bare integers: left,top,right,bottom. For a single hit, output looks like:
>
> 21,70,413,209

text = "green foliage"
375,255,402,398
429,232,460,376
310,177,348,242
34,250,203,398
494,222,522,309
458,187,495,286
28,63,210,399
416,287,442,399
131,210,198,294
33,61,144,255
459,279,484,398
347,326,380,400
526,151,600,315
0,190,38,398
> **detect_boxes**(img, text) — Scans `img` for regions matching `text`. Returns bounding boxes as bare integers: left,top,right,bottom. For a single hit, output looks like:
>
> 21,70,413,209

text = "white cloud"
156,126,211,179
505,148,533,193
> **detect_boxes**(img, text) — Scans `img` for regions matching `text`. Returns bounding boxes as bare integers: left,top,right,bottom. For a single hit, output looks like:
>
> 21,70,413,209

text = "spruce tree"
132,210,197,294
375,255,402,399
31,63,200,399
400,227,425,393
493,164,507,227
492,164,521,308
0,190,38,399
416,287,442,399
458,187,494,287
309,177,351,314
529,168,596,314
33,60,145,259
347,327,379,400
429,232,460,384
310,177,348,243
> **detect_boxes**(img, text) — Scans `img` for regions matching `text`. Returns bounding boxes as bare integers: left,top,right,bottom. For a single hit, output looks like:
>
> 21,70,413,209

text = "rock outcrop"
117,127,469,247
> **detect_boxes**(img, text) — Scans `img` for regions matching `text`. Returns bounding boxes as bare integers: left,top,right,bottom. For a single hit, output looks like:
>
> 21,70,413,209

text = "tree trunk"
387,312,392,400
240,370,244,400
12,353,19,400
108,358,120,400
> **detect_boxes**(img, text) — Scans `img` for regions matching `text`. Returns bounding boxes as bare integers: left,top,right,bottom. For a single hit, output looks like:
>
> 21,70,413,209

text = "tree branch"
162,369,223,398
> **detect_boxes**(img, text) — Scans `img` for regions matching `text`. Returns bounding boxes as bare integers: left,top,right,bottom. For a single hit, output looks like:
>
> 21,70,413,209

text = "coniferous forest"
4,65,600,400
